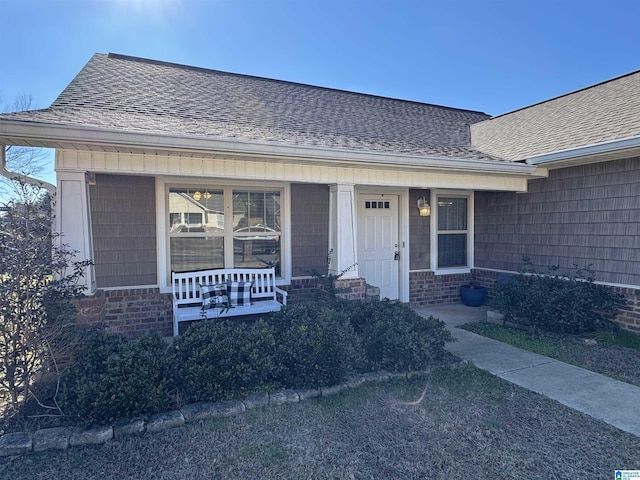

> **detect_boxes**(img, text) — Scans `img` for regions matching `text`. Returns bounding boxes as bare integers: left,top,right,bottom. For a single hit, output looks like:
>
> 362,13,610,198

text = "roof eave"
526,135,640,168
0,120,544,177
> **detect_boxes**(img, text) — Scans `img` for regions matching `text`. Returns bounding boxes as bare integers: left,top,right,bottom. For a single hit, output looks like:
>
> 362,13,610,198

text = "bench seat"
173,299,284,323
172,267,286,336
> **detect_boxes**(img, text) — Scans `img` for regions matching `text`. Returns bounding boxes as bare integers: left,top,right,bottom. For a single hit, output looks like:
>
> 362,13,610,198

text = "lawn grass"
461,321,640,387
460,322,575,360
1,364,638,479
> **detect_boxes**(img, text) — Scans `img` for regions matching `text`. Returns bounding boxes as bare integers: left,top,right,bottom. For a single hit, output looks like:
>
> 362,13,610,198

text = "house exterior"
0,53,638,336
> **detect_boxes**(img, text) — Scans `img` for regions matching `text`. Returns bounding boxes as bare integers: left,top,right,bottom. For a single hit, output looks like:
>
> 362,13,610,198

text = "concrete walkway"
414,304,640,437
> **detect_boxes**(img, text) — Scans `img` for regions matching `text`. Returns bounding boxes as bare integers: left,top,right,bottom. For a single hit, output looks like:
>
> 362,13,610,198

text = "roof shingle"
471,69,640,161
1,53,498,161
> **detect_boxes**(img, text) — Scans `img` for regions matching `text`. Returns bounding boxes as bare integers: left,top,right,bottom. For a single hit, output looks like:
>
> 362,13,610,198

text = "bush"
0,182,91,414
173,320,278,404
496,264,627,334
54,301,456,425
59,333,173,424
268,305,364,388
342,300,455,373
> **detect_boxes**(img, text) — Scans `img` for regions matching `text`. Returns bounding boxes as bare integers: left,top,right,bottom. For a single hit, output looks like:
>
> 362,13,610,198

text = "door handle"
394,251,400,261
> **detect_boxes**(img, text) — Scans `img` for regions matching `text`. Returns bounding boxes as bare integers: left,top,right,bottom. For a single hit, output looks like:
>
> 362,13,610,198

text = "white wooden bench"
172,267,287,336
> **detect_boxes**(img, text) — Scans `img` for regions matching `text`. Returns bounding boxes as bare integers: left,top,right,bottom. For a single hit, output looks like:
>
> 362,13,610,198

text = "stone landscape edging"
0,370,420,457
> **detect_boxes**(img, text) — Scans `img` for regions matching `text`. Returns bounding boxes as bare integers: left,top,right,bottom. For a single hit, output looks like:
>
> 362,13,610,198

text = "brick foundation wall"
283,277,367,303
472,268,640,333
409,271,473,306
75,275,640,336
74,278,367,338
471,269,502,305
333,278,366,301
74,289,106,329
283,278,323,304
75,288,173,338
607,286,640,333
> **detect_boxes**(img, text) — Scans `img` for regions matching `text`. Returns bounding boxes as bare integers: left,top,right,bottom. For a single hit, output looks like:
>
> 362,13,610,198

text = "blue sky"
2,0,640,185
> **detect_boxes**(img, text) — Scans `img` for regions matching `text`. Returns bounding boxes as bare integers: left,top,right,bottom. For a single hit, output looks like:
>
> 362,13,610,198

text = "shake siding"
409,189,431,270
291,183,330,276
90,174,157,288
475,157,640,286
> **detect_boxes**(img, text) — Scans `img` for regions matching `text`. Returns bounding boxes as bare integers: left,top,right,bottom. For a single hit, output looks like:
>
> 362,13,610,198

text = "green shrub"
59,333,173,424
56,300,457,426
267,305,364,388
496,264,627,334
173,320,278,403
337,300,454,373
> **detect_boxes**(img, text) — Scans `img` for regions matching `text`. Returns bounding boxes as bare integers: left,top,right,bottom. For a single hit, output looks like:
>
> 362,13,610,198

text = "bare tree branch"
1,92,51,175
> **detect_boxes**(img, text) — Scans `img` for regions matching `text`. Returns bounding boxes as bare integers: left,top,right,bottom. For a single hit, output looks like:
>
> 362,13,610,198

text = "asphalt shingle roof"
471,69,640,161
1,53,498,161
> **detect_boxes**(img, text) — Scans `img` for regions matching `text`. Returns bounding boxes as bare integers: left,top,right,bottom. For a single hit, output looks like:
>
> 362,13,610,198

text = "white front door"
357,194,399,300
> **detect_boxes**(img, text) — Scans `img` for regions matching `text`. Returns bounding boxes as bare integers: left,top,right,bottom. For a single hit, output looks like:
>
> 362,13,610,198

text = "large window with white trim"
436,194,470,269
168,187,282,275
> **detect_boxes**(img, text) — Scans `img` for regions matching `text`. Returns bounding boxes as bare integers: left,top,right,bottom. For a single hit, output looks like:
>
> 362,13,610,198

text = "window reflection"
168,188,282,274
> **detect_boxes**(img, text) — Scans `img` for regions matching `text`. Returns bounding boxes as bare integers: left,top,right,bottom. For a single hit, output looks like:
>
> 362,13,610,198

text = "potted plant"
460,277,487,307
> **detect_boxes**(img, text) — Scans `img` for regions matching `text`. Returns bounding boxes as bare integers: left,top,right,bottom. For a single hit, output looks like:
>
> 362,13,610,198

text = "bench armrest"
274,286,288,306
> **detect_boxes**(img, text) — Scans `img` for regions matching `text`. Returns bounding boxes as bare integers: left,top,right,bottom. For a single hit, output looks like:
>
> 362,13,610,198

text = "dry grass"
1,365,638,479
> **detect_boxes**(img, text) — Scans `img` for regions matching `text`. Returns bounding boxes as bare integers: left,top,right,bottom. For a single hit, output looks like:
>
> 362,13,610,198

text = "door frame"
355,187,409,302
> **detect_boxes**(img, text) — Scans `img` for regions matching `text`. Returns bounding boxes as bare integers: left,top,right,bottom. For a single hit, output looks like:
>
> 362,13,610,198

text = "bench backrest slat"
172,268,277,307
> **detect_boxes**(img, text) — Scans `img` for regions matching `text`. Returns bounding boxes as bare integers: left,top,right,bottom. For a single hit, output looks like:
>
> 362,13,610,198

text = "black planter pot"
460,285,487,307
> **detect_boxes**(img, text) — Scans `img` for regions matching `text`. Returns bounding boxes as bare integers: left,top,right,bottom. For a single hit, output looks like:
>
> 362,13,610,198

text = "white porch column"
56,171,95,293
328,183,359,279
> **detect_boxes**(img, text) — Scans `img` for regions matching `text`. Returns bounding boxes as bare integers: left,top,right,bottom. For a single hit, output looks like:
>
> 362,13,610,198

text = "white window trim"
156,177,291,293
430,189,474,276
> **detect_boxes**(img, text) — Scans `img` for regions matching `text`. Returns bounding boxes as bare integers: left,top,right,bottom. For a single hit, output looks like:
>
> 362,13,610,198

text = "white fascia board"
0,120,542,177
526,135,640,166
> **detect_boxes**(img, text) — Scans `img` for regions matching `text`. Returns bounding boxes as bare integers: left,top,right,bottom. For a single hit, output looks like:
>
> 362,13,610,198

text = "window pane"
234,236,281,275
170,237,224,272
168,187,282,276
169,188,224,233
185,213,203,225
438,197,467,231
233,191,281,232
438,233,467,268
169,213,180,228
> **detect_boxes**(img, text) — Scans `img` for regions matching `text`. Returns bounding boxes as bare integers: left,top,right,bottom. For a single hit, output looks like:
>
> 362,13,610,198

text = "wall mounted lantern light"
417,197,431,217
